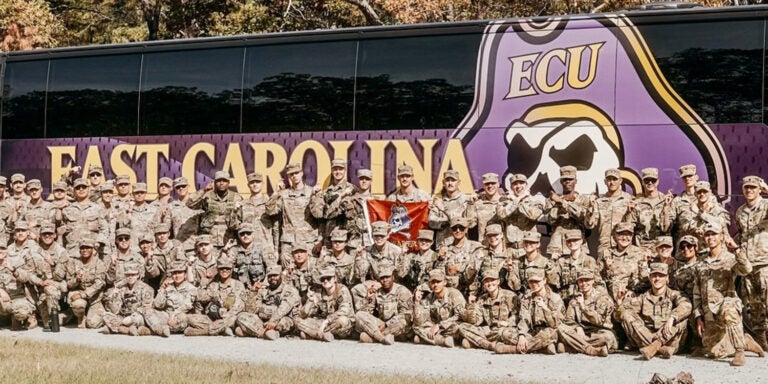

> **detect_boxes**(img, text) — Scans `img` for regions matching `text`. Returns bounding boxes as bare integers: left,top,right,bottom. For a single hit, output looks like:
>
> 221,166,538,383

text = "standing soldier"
413,269,467,348
670,235,699,301
58,178,107,258
474,224,516,292
9,173,30,206
693,222,764,366
355,221,402,282
629,168,673,249
34,223,69,328
458,269,519,351
552,229,600,304
506,231,556,295
544,166,591,260
386,165,431,203
20,179,53,240
184,256,246,336
285,241,317,302
150,222,181,270
140,233,165,291
317,228,357,287
113,175,133,207
145,260,198,337
495,268,565,354
598,222,651,302
186,171,242,250
734,175,768,349
233,172,277,261
235,265,301,340
617,263,692,360
670,164,699,239
679,181,733,249
225,223,271,291
497,174,543,249
310,159,355,246
169,177,201,251
585,168,634,254
466,173,505,244
96,182,118,256
442,217,482,299
190,235,217,288
86,165,104,203
556,269,614,357
65,237,107,328
398,229,442,293
295,266,355,342
118,182,158,249
354,262,413,345
429,170,469,247
335,168,374,252
266,163,320,266
106,228,144,286
101,264,154,336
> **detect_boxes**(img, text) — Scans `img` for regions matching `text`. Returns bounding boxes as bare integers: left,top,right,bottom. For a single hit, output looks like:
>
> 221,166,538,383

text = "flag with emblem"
366,200,429,244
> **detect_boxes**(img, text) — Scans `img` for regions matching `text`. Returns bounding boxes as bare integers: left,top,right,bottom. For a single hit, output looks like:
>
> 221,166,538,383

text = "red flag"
366,200,429,244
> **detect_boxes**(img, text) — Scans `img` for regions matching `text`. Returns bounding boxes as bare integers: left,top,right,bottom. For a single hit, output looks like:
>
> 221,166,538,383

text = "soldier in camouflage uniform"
585,168,634,254
679,181,733,250
398,229,442,294
295,266,355,341
184,256,247,336
474,224,516,296
101,264,154,336
441,217,482,299
386,164,431,203
458,269,519,350
266,163,320,266
169,177,201,252
413,269,466,347
186,171,242,249
0,176,14,245
190,235,217,288
734,175,768,349
95,182,119,256
556,269,614,356
497,174,543,250
629,168,673,249
224,223,271,291
57,178,108,258
310,159,356,247
285,242,317,302
670,236,699,301
506,231,557,296
34,223,69,328
356,221,403,282
106,228,145,286
140,233,165,291
354,262,413,345
466,173,505,244
316,228,357,287
112,175,133,208
117,182,158,249
552,229,601,304
8,173,30,206
335,168,374,252
144,260,198,337
544,166,591,259
149,222,180,275
598,222,651,302
495,268,565,354
85,165,104,203
651,236,676,266
232,172,277,261
693,222,764,366
236,265,301,340
617,263,692,360
65,237,107,328
0,243,38,330
429,170,469,247
670,164,700,241
20,179,53,240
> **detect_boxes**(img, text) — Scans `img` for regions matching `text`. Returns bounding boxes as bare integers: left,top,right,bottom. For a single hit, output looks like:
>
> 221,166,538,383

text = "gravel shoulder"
2,328,767,384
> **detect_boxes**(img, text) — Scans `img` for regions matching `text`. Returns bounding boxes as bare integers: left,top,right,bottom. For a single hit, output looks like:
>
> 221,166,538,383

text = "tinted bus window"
242,41,356,133
2,61,48,139
355,34,479,130
47,55,141,138
140,48,243,135
636,19,763,124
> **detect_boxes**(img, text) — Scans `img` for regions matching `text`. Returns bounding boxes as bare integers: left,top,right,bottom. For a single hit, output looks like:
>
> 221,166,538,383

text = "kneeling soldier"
556,269,614,357
102,264,154,335
413,269,467,348
295,266,355,341
354,261,413,345
458,269,519,351
185,256,246,336
236,265,300,340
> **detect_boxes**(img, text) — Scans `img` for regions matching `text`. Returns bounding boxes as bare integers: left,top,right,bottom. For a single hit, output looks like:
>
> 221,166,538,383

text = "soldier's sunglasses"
680,243,696,249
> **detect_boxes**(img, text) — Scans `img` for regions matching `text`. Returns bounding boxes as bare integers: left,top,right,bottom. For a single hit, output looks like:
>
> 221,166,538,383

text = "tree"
1,0,64,50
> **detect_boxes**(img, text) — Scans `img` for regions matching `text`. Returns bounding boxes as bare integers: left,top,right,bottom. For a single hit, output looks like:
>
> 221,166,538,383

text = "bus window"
355,34,479,131
636,19,763,124
242,41,356,133
47,54,141,138
1,60,48,139
140,48,243,136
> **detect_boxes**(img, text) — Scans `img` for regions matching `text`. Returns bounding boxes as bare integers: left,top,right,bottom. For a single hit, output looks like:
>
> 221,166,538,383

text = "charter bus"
1,4,766,210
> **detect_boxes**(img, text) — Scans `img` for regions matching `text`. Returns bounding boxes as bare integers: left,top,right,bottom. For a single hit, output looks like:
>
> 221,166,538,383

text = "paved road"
3,328,767,384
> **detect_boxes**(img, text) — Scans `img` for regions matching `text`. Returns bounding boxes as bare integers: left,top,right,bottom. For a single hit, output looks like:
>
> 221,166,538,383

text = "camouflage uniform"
266,181,319,267
295,268,355,340
629,169,673,248
65,242,108,328
356,222,403,282
19,191,54,241
186,259,247,336
335,169,375,251
413,269,467,347
236,266,301,338
557,270,616,356
354,276,414,344
144,262,199,336
102,270,155,334
233,192,277,259
544,193,591,258
33,227,70,322
465,174,505,244
506,233,557,295
598,225,651,301
316,230,358,287
458,270,519,350
106,229,145,286
227,227,271,289
286,246,317,301
0,249,37,328
497,188,544,248
58,181,108,256
585,180,634,254
385,164,431,204
186,174,243,249
429,171,469,247
169,178,202,246
552,231,601,304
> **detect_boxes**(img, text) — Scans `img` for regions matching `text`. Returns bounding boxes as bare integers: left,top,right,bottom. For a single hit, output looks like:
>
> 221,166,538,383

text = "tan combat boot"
321,332,334,342
264,330,280,340
137,326,152,336
731,350,746,366
657,346,673,359
359,333,374,343
493,343,519,354
117,325,132,335
585,345,609,357
461,339,473,349
745,334,766,357
640,340,662,360
75,315,86,329
442,336,455,348
183,328,209,336
382,334,395,345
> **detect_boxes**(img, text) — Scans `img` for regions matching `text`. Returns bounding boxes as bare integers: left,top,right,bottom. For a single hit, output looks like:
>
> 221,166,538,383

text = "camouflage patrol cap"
396,164,414,176
509,174,527,183
641,168,659,180
576,269,595,280
678,235,698,247
10,173,25,183
213,171,230,181
481,269,499,281
79,236,97,248
0,176,6,185
158,177,173,187
73,178,88,188
115,174,131,185
679,164,696,178
115,228,132,238
560,165,577,179
154,222,171,234
371,221,389,236
564,229,583,241
481,173,499,184
217,257,234,269
195,235,212,245
285,163,302,174
139,233,154,244
40,223,56,234
124,263,140,275
655,236,673,248
0,242,6,249
378,262,395,278
449,217,470,228
527,268,545,282
417,229,434,241
649,262,669,276
52,180,68,191
443,170,459,180
695,181,711,192
169,260,187,273
331,158,347,168
237,223,254,234
604,168,621,179
703,221,723,234
613,222,635,234
330,228,348,242
742,175,763,188
485,224,502,236
14,220,29,230
100,182,114,193
291,242,310,253
522,231,541,242
319,266,336,278
357,169,372,179
246,172,263,183
173,177,189,187
25,179,42,190
132,182,147,193
267,265,283,276
87,165,103,175
428,269,445,282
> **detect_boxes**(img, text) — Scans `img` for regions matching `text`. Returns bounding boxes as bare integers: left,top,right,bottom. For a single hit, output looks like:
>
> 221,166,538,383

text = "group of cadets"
1,160,768,367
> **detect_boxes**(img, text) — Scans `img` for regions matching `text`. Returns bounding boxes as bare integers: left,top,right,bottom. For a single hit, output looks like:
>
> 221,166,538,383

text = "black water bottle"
50,308,60,333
